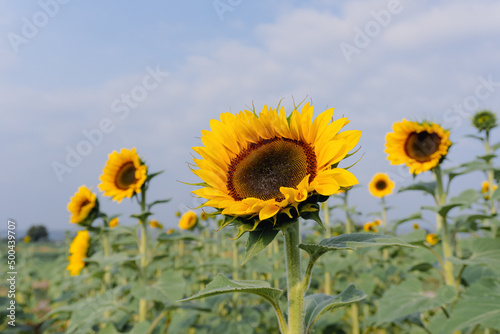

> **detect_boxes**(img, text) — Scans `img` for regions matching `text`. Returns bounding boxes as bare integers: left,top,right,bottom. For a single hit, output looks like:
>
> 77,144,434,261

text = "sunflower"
68,186,98,224
179,211,198,230
481,181,498,199
385,119,451,175
66,230,90,276
472,110,497,132
368,173,395,198
363,222,379,232
109,217,119,228
425,233,439,246
98,148,148,203
190,103,361,229
150,219,163,229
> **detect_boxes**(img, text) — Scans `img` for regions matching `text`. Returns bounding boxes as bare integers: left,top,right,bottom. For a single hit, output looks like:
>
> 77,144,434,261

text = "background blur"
2,0,500,237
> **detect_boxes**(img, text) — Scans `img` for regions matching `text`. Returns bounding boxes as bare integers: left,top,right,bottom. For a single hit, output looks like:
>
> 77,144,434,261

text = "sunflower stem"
102,229,112,319
138,191,148,323
433,166,456,287
321,201,332,295
284,220,303,334
484,130,498,237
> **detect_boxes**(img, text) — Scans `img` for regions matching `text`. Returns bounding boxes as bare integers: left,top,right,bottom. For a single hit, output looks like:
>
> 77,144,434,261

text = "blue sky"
2,0,500,235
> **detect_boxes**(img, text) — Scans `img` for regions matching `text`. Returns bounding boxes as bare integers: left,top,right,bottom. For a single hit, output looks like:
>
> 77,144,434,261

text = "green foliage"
26,224,49,242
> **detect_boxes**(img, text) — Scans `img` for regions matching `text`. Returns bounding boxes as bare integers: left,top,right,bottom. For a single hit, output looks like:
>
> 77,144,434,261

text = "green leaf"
131,270,186,304
376,277,457,325
130,211,153,222
157,231,200,242
299,233,417,260
242,226,279,265
393,212,422,228
449,189,480,207
478,154,497,163
438,202,466,218
304,284,366,333
147,198,171,210
398,229,427,244
429,278,500,333
399,181,437,197
300,203,325,230
179,274,283,307
492,141,500,151
465,134,484,142
449,238,500,268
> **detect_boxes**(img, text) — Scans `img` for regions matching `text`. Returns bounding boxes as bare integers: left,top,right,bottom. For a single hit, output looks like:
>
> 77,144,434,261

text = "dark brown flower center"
404,131,441,162
375,180,387,191
226,137,316,201
78,199,91,215
116,162,137,189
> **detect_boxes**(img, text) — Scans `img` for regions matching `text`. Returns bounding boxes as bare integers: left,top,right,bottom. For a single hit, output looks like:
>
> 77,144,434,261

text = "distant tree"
27,225,49,242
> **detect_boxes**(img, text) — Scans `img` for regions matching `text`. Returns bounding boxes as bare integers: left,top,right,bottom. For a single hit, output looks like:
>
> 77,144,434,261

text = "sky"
2,0,500,236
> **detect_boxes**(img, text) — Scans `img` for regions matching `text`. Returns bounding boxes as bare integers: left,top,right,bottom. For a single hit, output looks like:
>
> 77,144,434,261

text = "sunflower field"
2,104,500,334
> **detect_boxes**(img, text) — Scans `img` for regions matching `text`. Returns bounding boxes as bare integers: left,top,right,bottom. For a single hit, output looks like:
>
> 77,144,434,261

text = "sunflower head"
150,219,163,229
413,223,420,230
68,186,99,226
190,103,360,234
24,236,31,243
66,230,90,276
425,233,439,246
385,119,451,175
369,173,395,198
109,217,119,228
98,148,148,203
363,222,379,232
179,211,198,230
482,181,498,199
472,110,497,132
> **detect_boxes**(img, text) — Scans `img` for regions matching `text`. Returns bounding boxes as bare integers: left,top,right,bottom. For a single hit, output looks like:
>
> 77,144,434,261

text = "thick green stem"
138,191,148,322
485,130,498,236
102,232,111,319
284,221,303,334
434,167,456,287
351,303,360,334
232,241,239,280
381,196,388,233
321,201,332,295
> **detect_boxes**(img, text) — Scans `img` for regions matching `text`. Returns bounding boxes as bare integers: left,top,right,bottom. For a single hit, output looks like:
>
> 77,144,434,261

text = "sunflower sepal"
299,203,325,231
242,224,280,265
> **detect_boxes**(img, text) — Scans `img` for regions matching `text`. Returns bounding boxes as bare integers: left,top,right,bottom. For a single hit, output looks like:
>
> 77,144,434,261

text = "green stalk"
138,191,148,322
284,220,303,334
232,240,239,280
381,196,388,233
485,130,498,236
102,231,112,319
434,166,456,287
321,201,332,295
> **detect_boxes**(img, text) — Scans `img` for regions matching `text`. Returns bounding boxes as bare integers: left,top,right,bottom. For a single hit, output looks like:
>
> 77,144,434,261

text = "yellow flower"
24,236,31,243
167,228,175,234
426,233,439,245
363,222,379,232
67,186,98,224
66,230,90,276
482,181,497,199
109,218,119,228
179,211,198,230
413,223,420,229
373,219,381,226
369,173,395,198
385,119,451,175
98,148,147,203
150,220,163,229
191,103,361,225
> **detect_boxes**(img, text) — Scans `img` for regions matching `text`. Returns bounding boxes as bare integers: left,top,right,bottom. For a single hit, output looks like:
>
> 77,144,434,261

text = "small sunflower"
68,186,98,225
190,103,361,230
385,119,451,175
66,230,90,276
472,110,497,132
481,181,498,199
150,219,163,229
179,211,198,230
368,173,395,198
363,222,379,232
109,218,119,228
413,223,420,230
98,148,147,203
425,233,439,246
24,236,31,243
